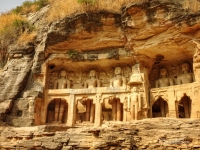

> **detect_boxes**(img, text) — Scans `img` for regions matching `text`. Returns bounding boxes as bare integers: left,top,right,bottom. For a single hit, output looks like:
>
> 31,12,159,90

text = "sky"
0,0,30,13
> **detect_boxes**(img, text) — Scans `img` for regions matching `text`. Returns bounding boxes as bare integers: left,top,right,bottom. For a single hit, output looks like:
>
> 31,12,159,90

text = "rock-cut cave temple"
1,3,200,127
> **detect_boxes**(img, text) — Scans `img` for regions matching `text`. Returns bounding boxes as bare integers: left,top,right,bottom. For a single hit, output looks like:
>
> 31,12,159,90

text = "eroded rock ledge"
0,0,200,134
1,118,200,149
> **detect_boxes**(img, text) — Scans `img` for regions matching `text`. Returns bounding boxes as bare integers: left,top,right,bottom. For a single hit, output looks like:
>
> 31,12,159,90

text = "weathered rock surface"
1,118,200,149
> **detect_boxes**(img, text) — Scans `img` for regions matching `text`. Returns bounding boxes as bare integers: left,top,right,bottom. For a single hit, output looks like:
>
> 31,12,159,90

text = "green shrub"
35,0,49,10
12,0,50,15
77,0,97,5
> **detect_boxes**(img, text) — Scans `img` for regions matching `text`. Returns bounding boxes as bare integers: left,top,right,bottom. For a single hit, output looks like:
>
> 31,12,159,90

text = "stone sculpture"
177,62,195,85
84,70,101,88
128,64,143,85
110,67,126,87
53,70,70,89
155,68,174,88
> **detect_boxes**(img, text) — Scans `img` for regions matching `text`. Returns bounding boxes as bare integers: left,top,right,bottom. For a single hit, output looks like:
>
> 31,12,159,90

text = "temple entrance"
177,96,191,118
152,98,168,117
76,99,95,123
46,99,68,123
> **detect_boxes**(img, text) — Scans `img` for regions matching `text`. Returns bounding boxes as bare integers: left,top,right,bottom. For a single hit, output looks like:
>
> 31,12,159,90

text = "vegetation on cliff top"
12,0,49,15
0,0,50,68
47,0,146,22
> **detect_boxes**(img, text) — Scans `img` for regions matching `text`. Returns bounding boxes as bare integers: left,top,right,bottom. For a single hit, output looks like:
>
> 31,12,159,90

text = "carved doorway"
152,98,169,117
177,96,191,118
46,99,68,123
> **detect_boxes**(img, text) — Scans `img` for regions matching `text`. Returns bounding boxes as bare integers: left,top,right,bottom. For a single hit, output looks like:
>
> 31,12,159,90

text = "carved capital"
96,93,102,103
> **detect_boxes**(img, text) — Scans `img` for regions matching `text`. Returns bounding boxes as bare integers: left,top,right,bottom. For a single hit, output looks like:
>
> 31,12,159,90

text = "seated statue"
84,70,101,88
177,62,195,85
110,67,126,87
155,68,174,88
54,70,70,89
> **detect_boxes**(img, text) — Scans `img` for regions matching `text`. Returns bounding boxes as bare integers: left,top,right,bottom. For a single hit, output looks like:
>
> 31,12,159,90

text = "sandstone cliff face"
1,0,200,149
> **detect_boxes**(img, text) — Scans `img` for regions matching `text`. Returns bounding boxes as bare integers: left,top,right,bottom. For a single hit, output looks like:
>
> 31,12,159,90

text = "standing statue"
53,70,70,123
110,67,126,87
84,70,101,88
53,70,70,89
177,62,195,85
155,68,174,88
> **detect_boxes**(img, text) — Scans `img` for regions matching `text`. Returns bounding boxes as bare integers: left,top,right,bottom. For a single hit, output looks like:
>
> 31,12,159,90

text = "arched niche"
176,95,191,118
76,98,95,123
102,97,123,122
46,99,68,123
152,98,169,118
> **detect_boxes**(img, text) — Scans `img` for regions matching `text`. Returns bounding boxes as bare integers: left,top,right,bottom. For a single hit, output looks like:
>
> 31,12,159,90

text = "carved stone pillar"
90,103,95,123
67,94,76,126
112,99,117,121
94,94,102,126
117,99,122,121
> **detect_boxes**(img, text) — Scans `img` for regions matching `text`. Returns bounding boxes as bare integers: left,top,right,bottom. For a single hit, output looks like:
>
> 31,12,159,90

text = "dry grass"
0,13,24,32
17,31,37,45
20,4,38,15
47,0,148,22
47,0,84,22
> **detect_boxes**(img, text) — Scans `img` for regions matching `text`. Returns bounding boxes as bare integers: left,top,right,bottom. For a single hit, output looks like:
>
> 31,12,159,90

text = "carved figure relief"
81,72,89,86
99,71,109,85
128,64,143,85
177,62,195,85
123,66,132,81
54,70,70,89
84,70,101,88
110,67,126,87
68,71,79,88
48,71,58,89
155,68,174,88
107,68,114,79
